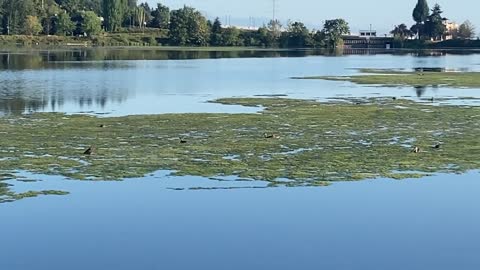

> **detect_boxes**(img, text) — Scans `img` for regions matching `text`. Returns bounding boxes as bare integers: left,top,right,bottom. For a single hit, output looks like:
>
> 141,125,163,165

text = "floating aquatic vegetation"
293,69,480,88
1,97,480,202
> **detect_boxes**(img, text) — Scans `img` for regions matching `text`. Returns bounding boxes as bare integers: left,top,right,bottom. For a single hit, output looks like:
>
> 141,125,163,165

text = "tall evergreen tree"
1,0,35,34
210,17,222,46
102,0,128,32
425,4,446,40
413,0,429,24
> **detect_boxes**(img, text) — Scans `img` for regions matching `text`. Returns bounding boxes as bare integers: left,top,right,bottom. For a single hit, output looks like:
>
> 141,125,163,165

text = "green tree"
312,30,326,48
102,0,128,31
24,15,42,35
221,27,241,46
151,3,169,29
391,24,413,40
285,21,311,48
424,4,445,41
210,17,222,46
138,3,153,26
458,20,475,39
134,6,145,27
1,0,35,34
266,19,281,46
81,10,101,35
56,11,75,35
412,0,429,38
410,23,425,39
39,3,63,35
127,0,136,8
412,0,429,24
0,0,5,33
54,0,78,13
85,0,102,15
168,6,209,46
321,18,350,48
239,30,260,47
256,26,270,47
54,0,101,14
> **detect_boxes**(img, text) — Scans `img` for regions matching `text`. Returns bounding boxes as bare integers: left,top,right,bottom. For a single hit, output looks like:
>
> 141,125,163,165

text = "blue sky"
145,0,479,35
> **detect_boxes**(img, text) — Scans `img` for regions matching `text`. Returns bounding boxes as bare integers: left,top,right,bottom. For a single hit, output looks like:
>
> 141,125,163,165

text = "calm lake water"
1,48,480,270
2,48,480,116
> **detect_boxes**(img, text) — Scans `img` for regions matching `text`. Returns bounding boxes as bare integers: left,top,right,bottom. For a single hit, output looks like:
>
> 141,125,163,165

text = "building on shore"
442,19,459,41
342,30,394,49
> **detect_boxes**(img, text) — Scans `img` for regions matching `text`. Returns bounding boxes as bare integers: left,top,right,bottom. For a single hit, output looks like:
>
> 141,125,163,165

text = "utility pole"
272,0,276,21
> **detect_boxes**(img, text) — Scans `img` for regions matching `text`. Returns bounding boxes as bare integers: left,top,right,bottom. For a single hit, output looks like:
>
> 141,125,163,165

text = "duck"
433,143,441,149
264,133,280,139
412,146,421,153
179,137,188,144
83,145,95,155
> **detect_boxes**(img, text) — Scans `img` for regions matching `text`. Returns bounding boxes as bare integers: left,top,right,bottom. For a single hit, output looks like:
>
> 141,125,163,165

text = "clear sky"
145,0,479,35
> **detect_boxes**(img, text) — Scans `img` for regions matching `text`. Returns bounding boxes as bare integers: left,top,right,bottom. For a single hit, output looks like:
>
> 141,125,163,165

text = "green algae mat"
1,97,480,202
295,69,480,88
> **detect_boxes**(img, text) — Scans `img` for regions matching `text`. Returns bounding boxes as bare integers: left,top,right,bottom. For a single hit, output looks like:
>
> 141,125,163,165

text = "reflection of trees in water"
413,85,439,98
0,54,44,70
0,97,48,115
0,49,329,69
414,86,427,97
411,51,447,57
0,87,126,115
2,48,480,70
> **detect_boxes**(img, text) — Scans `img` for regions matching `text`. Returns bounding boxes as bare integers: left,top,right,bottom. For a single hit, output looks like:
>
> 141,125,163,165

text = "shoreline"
2,34,480,51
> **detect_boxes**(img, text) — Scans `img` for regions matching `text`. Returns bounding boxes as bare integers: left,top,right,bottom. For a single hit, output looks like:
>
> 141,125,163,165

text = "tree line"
391,0,476,43
0,0,350,48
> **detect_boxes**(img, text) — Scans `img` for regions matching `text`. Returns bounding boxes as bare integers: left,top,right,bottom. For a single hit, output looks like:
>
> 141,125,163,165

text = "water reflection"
414,86,427,97
414,67,446,72
1,49,480,116
2,48,480,71
0,49,331,70
0,81,126,115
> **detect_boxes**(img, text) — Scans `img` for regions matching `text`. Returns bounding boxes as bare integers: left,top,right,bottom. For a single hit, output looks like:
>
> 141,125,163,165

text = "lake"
1,48,480,270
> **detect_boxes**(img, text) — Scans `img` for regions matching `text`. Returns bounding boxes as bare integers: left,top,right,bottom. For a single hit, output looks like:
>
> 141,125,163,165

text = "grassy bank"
295,69,480,88
1,97,480,202
0,34,296,52
0,32,167,47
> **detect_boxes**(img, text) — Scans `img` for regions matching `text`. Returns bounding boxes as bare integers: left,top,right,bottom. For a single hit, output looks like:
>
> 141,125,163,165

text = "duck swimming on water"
83,146,95,155
264,133,280,139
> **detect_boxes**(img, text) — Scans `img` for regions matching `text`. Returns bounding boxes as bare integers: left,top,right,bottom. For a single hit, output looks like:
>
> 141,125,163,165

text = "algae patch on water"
1,172,69,203
294,69,480,88
1,97,480,202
